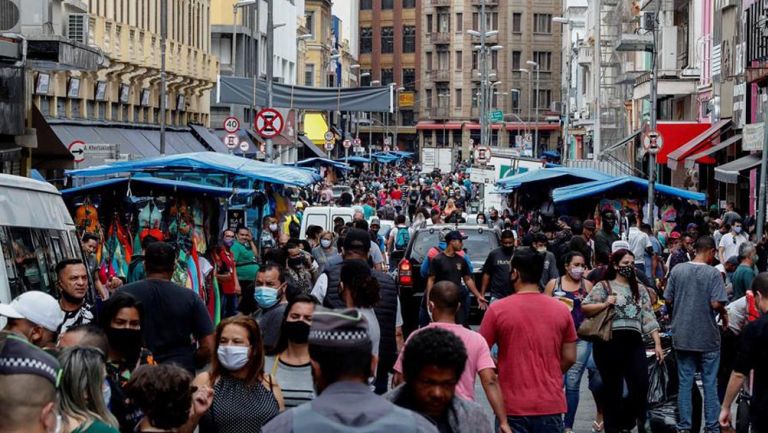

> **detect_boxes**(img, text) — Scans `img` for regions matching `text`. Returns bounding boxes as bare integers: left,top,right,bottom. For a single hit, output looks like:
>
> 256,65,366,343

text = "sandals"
591,421,604,433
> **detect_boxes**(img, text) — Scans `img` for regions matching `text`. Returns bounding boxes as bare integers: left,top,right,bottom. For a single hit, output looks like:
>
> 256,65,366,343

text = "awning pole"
646,0,660,228
757,94,768,239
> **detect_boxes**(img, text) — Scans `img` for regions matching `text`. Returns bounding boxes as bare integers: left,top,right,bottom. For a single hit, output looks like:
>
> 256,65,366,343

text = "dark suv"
391,224,500,336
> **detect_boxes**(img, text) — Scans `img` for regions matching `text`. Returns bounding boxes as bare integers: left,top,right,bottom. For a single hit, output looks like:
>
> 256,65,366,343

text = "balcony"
430,107,450,120
614,33,654,52
431,69,450,82
471,0,498,5
431,32,451,45
577,46,593,66
431,0,451,5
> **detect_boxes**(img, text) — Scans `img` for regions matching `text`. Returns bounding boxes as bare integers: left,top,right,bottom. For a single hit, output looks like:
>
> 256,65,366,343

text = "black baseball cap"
445,230,467,242
343,228,371,253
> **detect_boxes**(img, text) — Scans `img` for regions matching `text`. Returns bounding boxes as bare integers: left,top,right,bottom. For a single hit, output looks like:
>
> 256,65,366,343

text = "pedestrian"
58,324,109,354
262,308,438,433
0,335,62,433
233,226,260,314
594,210,619,264
582,249,663,433
119,242,214,373
387,327,495,433
393,281,509,431
641,223,664,282
531,232,560,289
191,316,284,433
265,294,317,408
626,212,653,276
261,216,279,252
56,259,95,335
731,241,758,300
283,242,316,296
543,251,594,433
214,229,240,319
339,259,382,358
388,214,412,254
667,232,693,273
57,346,120,433
480,230,515,302
664,235,729,433
719,219,747,265
479,246,577,433
81,233,119,299
0,290,64,349
311,231,340,275
127,234,159,284
719,272,768,431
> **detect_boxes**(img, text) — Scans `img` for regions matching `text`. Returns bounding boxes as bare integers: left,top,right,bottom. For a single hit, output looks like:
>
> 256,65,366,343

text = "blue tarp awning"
293,157,351,171
61,176,257,197
497,167,612,189
371,152,401,163
65,152,322,187
552,176,706,203
339,156,371,164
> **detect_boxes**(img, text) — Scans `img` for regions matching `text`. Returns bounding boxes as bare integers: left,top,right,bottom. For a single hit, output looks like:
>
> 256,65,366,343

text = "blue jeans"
498,414,563,433
564,339,592,428
676,350,721,432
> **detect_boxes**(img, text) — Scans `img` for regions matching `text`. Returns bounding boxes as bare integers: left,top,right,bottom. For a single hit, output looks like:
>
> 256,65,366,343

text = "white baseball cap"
0,291,65,333
611,240,631,253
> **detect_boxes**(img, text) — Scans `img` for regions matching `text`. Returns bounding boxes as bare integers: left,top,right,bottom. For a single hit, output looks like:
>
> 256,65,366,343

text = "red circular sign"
254,108,284,139
68,140,86,163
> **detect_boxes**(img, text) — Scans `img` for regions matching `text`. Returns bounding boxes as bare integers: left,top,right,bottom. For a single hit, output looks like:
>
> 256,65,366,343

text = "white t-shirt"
719,232,747,263
628,227,652,267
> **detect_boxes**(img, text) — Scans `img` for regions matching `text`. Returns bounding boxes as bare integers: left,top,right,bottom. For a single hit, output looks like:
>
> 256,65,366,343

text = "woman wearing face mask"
57,347,120,433
283,242,316,296
544,252,598,433
98,293,155,433
264,294,317,408
191,316,283,433
582,249,663,433
475,212,487,226
311,231,340,275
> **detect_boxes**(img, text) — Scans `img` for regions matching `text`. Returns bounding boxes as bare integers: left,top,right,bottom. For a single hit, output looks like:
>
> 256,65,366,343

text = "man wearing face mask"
594,210,619,265
0,335,63,433
215,229,241,319
531,233,560,290
261,216,279,253
0,291,65,350
732,242,758,300
56,259,95,335
253,263,289,353
481,230,516,303
719,219,747,265
233,226,260,315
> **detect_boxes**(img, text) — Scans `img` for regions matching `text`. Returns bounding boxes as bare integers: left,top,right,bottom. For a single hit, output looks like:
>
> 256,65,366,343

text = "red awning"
663,119,730,169
654,122,714,165
415,121,464,130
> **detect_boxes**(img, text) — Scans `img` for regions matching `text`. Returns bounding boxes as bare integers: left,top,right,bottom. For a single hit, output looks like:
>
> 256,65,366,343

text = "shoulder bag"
577,280,615,343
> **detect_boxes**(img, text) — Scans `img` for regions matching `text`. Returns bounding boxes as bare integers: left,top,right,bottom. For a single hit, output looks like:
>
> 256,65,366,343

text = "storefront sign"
399,92,415,108
742,122,764,152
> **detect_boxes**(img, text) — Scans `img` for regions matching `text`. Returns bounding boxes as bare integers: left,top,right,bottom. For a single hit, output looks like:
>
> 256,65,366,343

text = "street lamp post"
552,16,583,164
395,85,405,151
160,0,167,155
526,60,540,158
369,80,380,159
647,0,660,227
517,68,531,154
467,0,499,152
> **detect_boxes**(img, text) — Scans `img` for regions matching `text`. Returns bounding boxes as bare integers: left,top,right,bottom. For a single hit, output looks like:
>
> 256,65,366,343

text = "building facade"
417,0,563,160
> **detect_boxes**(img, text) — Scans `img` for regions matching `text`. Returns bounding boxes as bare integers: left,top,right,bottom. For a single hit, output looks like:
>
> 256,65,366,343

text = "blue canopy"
292,157,351,171
552,176,706,203
497,167,612,189
371,152,401,164
61,176,257,198
339,156,371,164
65,152,321,187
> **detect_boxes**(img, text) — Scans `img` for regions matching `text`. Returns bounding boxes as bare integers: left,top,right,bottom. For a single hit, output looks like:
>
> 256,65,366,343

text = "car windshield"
411,229,498,264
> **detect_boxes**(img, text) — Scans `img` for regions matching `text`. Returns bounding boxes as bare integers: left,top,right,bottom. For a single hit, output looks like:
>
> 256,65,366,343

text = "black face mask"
283,320,310,344
60,289,83,305
106,328,143,364
502,246,514,254
288,257,305,269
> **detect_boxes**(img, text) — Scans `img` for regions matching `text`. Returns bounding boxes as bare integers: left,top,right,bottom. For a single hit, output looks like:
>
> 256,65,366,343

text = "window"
305,12,314,36
455,50,462,69
438,13,450,33
437,51,449,70
403,26,416,53
536,89,552,109
360,0,372,10
381,27,394,53
486,12,498,30
382,0,393,9
455,13,463,32
426,89,433,108
534,14,552,34
361,69,371,87
512,13,522,33
403,68,416,90
491,50,498,70
455,89,462,108
472,13,478,31
471,51,478,70
533,51,552,71
403,0,416,7
360,27,372,53
437,86,449,107
511,51,521,70
381,68,394,85
305,64,314,86
511,90,520,110
426,52,433,70
471,84,480,107
427,15,433,33
401,110,414,126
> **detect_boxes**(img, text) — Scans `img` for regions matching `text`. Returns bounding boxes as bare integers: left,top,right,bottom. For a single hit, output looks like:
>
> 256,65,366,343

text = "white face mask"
269,223,279,232
217,345,250,371
569,266,585,280
320,239,332,249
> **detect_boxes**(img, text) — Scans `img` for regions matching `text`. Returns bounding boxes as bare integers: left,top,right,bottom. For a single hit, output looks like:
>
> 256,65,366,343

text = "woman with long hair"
191,315,284,433
339,259,381,357
311,231,339,275
264,294,318,408
58,347,119,433
582,249,663,433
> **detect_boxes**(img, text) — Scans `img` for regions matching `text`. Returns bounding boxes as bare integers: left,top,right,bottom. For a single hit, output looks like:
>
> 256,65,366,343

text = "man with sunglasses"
719,219,747,265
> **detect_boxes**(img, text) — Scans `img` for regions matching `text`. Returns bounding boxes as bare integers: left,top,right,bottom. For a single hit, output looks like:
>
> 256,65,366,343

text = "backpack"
395,227,410,250
287,215,301,238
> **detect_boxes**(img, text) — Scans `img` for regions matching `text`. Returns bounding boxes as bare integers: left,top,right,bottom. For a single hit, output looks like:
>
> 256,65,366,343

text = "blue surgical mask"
254,286,280,309
223,238,234,247
734,226,742,234
320,239,332,249
438,241,447,250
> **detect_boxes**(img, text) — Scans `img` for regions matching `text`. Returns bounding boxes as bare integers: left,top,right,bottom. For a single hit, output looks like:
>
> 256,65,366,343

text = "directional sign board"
255,108,284,138
224,133,239,149
223,116,240,133
68,140,86,163
488,110,504,123
343,139,352,149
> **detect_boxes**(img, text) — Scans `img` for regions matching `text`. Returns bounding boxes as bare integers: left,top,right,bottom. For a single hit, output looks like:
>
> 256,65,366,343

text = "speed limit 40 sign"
223,116,240,133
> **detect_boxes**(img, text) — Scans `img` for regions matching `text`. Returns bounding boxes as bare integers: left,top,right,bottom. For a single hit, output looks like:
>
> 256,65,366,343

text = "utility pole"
534,64,540,157
265,0,274,163
592,0,601,160
159,0,167,155
479,0,488,148
757,93,768,239
646,0,660,228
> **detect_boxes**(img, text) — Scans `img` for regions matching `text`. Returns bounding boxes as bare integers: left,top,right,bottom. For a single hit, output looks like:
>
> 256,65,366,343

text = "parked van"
0,174,82,307
299,206,356,239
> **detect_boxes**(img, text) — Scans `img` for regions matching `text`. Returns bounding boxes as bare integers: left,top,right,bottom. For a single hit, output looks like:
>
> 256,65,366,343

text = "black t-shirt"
408,190,420,205
482,247,513,299
429,252,470,289
734,314,768,429
119,279,214,373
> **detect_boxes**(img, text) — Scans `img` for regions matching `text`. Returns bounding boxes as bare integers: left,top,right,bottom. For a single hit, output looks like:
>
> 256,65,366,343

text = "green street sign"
488,110,504,123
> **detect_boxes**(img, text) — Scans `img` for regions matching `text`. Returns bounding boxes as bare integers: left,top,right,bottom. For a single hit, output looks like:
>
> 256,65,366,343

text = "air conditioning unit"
0,0,21,33
640,11,655,31
68,13,88,44
660,27,677,71
550,101,564,114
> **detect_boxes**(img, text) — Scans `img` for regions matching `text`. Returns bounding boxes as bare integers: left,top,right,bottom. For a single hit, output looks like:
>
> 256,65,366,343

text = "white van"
299,206,356,239
0,174,82,306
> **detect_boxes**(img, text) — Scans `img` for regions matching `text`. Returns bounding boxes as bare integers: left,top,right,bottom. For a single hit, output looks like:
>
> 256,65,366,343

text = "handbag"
577,281,615,343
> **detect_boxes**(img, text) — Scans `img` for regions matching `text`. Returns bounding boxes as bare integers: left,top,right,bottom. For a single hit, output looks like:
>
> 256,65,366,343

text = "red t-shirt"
390,189,403,201
215,248,237,295
479,291,577,416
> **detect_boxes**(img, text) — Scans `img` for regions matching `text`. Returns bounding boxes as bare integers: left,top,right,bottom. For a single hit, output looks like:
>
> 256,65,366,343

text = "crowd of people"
3,157,768,433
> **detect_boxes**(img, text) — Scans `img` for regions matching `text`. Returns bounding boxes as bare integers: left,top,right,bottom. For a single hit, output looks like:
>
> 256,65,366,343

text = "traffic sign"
324,141,334,151
343,139,352,149
324,131,334,141
384,137,392,146
223,116,240,133
255,108,284,138
354,138,362,146
474,146,491,164
643,131,663,155
469,138,475,146
239,141,249,152
224,133,239,149
68,140,86,163
384,145,391,152
488,110,504,123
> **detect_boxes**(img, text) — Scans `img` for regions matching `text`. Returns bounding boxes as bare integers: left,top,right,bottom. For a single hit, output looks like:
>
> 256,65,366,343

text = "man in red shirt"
479,246,577,432
214,229,240,318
